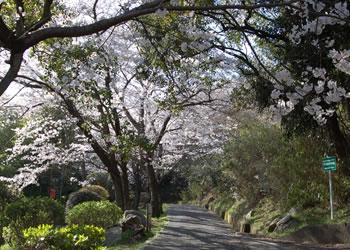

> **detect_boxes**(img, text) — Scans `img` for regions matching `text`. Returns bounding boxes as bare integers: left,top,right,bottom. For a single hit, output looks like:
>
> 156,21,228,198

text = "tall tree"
203,1,350,162
14,14,234,214
0,0,303,97
1,104,89,192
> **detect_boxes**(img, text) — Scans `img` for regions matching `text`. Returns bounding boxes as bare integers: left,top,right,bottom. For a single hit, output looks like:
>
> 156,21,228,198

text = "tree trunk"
109,169,125,210
81,159,87,181
120,162,131,210
327,114,349,160
132,164,142,210
146,164,162,218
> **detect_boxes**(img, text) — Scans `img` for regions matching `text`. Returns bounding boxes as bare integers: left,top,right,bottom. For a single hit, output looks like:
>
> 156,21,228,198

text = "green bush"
66,200,122,228
2,196,64,247
80,185,110,200
86,172,115,201
65,190,102,211
0,182,17,244
23,224,105,250
0,213,6,245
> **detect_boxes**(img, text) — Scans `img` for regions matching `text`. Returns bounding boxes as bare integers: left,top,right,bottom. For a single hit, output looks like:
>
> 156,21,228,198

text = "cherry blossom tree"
0,0,301,97
8,7,236,213
0,104,90,192
119,64,233,214
194,1,350,161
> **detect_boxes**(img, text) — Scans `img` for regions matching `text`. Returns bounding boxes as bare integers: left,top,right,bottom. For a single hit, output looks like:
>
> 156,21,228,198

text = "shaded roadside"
143,204,350,250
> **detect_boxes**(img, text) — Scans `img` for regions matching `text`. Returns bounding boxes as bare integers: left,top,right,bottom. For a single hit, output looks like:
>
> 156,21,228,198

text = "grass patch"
245,198,281,232
106,204,168,250
241,198,350,237
269,205,350,237
213,196,233,211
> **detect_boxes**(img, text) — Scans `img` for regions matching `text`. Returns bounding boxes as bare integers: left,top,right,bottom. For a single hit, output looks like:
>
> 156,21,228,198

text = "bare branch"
0,86,25,106
93,0,99,21
165,1,300,12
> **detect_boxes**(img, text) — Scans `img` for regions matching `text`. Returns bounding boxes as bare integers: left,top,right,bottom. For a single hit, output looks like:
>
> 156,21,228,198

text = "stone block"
240,223,251,233
124,210,147,227
104,226,122,245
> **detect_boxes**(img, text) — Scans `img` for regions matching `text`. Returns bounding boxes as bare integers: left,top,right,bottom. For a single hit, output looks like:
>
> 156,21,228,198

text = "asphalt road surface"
143,204,349,250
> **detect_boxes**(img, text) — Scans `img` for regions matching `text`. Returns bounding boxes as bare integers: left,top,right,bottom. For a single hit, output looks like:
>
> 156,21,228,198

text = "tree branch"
26,0,53,32
154,114,171,148
0,53,24,96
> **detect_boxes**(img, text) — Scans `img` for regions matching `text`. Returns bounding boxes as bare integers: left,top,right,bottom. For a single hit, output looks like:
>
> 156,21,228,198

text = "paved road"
143,204,347,250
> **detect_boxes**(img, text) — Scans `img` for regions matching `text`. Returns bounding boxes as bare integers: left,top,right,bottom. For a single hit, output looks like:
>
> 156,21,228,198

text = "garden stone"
278,215,292,225
274,215,298,233
288,207,299,216
104,226,122,245
122,214,145,236
124,210,147,227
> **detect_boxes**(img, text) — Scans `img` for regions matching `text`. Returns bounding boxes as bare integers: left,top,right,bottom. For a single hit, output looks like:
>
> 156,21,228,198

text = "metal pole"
329,171,334,220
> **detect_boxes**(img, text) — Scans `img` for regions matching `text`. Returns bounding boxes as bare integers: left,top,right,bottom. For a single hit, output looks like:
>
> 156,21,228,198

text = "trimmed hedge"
2,196,64,247
66,200,122,228
23,224,105,250
79,185,110,200
65,190,102,211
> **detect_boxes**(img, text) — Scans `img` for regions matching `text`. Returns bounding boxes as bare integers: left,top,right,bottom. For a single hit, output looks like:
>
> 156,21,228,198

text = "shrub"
0,183,17,243
23,224,105,250
66,200,123,228
79,185,110,200
2,196,64,247
86,172,115,201
0,214,5,245
65,190,102,211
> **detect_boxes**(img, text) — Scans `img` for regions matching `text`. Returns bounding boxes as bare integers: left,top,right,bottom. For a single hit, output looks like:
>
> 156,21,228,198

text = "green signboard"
323,157,336,171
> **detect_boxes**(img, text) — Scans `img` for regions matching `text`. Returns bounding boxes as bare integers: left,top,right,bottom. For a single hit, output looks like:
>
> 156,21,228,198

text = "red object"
49,187,56,199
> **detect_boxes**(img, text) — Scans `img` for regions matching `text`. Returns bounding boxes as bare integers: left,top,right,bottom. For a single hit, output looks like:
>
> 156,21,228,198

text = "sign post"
322,156,336,220
146,203,152,232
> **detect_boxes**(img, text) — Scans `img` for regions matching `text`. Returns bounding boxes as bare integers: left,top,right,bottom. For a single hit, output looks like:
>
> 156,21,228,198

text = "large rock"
124,210,147,227
104,226,122,245
122,214,145,236
288,207,299,216
274,215,298,233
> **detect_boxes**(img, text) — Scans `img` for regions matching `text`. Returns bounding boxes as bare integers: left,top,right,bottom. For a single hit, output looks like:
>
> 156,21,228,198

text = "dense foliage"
65,190,102,211
65,201,123,228
1,196,64,247
2,1,350,239
79,185,110,200
180,118,350,210
23,224,105,250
